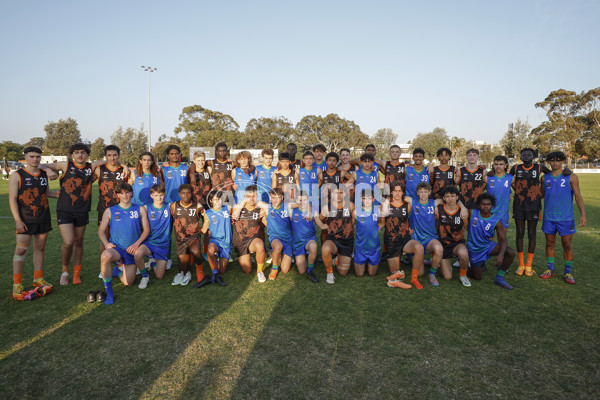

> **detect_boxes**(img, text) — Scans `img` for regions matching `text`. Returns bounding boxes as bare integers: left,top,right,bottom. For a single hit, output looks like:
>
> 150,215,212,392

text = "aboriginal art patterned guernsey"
57,161,93,212
466,209,501,255
173,201,201,244
384,161,406,187
109,204,141,249
290,159,302,172
384,201,410,242
431,165,457,199
341,164,357,183
192,169,211,205
16,169,50,223
511,164,542,212
233,206,262,247
459,165,486,209
404,165,430,200
211,159,234,190
543,174,574,222
325,203,353,241
133,173,160,206
437,204,464,246
146,203,171,246
97,164,125,212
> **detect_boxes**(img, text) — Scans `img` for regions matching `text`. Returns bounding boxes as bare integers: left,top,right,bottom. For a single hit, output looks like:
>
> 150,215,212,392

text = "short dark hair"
208,190,224,205
466,148,479,155
340,148,351,155
477,193,496,207
325,152,339,162
279,152,290,161
312,144,326,152
437,147,452,157
365,144,376,151
150,183,166,194
412,148,425,156
245,185,258,193
416,182,431,192
441,186,460,197
178,183,192,193
287,143,297,150
262,148,274,156
104,145,120,155
390,144,400,151
24,146,42,155
166,145,181,155
215,142,227,151
115,182,133,194
269,187,284,196
302,151,314,158
493,155,508,165
521,148,535,156
69,142,91,155
546,151,566,161
360,153,374,162
389,181,404,194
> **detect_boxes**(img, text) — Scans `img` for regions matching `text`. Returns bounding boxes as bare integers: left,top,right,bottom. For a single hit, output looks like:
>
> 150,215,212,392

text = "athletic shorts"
384,237,411,259
144,242,170,261
468,241,497,265
293,239,316,257
209,239,232,259
269,236,293,258
19,220,52,235
414,236,436,253
513,209,540,221
112,244,135,265
176,236,201,255
57,210,89,226
542,220,576,236
234,236,260,258
328,237,354,258
442,240,466,259
354,247,381,266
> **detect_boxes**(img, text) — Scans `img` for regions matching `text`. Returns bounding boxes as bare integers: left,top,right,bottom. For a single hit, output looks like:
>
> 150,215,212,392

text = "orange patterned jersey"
173,201,201,243
17,168,51,223
57,161,93,212
325,203,353,241
459,165,486,209
437,204,464,245
384,201,410,242
97,164,125,212
511,164,542,212
431,165,457,199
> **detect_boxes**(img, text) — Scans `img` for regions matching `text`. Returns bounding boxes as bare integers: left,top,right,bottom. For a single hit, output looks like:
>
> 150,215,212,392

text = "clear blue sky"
1,0,598,146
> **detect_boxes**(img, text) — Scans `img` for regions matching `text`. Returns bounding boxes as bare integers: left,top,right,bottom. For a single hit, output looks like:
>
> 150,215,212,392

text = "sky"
0,0,598,147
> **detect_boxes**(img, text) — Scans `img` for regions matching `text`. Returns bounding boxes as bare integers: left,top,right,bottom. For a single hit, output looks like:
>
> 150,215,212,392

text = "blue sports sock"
212,269,218,283
272,265,279,270
493,273,513,290
564,261,572,275
103,277,114,304
112,266,122,278
497,269,506,278
307,264,314,273
547,257,555,271
140,268,149,278
429,267,438,275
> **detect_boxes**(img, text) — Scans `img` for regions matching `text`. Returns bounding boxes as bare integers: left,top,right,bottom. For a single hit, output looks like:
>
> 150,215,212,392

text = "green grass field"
1,175,599,399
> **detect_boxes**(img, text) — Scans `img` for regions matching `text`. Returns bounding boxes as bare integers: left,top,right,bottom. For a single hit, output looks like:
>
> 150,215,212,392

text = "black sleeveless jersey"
57,161,93,212
17,168,51,224
437,204,464,245
459,165,485,209
173,201,201,243
384,201,410,242
233,205,262,246
325,202,353,241
431,165,457,199
97,164,125,211
384,161,406,187
511,164,542,212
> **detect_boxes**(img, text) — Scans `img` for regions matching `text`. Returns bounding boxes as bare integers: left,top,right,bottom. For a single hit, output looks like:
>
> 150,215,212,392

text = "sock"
497,269,507,278
564,261,572,275
547,257,555,271
140,268,149,278
112,266,122,278
526,253,534,268
73,265,82,284
459,265,467,277
103,277,114,304
195,264,204,281
203,242,208,254
257,263,264,273
34,270,43,280
307,264,314,273
271,264,279,271
325,264,333,274
518,252,525,267
212,268,218,283
429,267,438,275
13,273,23,285
410,268,423,289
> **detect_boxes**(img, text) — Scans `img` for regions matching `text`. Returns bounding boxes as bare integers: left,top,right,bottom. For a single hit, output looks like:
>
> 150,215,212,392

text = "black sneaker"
214,274,227,286
193,276,212,288
306,271,319,283
86,291,97,303
96,290,107,303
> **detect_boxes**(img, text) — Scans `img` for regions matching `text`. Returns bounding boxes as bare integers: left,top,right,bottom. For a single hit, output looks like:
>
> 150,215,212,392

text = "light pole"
141,66,157,150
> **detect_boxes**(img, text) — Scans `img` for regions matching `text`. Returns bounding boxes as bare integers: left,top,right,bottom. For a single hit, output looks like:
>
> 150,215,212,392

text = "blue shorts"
209,239,231,259
354,247,381,266
112,244,135,265
500,214,509,229
468,241,497,265
414,236,436,253
144,242,170,261
542,220,576,236
293,239,316,257
270,237,293,258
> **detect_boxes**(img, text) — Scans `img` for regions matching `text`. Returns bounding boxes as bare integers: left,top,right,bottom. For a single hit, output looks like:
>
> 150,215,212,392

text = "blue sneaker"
428,274,439,287
112,265,122,278
494,276,513,290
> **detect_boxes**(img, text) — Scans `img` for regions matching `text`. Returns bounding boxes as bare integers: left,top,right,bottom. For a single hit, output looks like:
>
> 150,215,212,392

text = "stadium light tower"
141,66,157,150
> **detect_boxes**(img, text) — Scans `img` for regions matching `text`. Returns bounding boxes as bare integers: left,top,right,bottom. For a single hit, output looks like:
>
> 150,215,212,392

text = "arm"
231,169,238,190
317,169,323,186
271,173,277,189
453,167,460,184
570,174,586,227
466,209,473,231
128,207,150,254
39,161,67,180
8,173,27,234
315,214,328,230
231,200,246,220
378,216,385,232
201,213,210,234
98,209,113,248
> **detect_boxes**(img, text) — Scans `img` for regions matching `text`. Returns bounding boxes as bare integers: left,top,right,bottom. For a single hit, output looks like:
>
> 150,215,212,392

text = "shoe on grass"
269,269,279,280
540,269,555,279
460,275,472,288
60,273,69,286
564,273,575,285
193,276,212,288
138,276,150,289
428,274,439,287
257,271,267,283
387,270,405,281
494,276,513,290
524,267,535,277
13,283,25,300
387,280,411,289
515,266,525,276
214,274,227,286
180,271,192,286
326,273,335,284
171,272,184,286
33,277,53,287
306,271,319,283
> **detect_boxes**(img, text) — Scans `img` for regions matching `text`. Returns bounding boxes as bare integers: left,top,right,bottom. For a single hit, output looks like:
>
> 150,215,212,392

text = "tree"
409,127,449,162
90,137,106,161
294,114,369,153
110,126,148,166
152,134,181,163
500,118,533,159
43,117,82,156
174,105,240,152
371,128,398,153
244,117,297,152
0,141,24,161
577,88,600,160
480,144,502,165
23,137,45,149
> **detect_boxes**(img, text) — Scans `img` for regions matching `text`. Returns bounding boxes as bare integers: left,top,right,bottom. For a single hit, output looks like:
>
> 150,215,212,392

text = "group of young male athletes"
10,141,586,304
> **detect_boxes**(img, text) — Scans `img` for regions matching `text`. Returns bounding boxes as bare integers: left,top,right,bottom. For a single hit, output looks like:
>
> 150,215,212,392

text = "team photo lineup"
9,140,587,304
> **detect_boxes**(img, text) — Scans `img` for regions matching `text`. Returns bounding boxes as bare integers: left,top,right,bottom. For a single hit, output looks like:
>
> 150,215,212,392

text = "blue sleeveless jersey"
299,167,319,197
291,208,316,246
543,174,574,222
410,199,437,242
133,172,160,206
315,160,328,172
205,207,232,247
466,209,501,254
256,165,274,202
145,203,171,246
405,165,430,200
486,173,512,227
163,164,188,203
110,204,141,249
234,167,257,203
267,203,292,242
354,168,378,202
355,207,381,250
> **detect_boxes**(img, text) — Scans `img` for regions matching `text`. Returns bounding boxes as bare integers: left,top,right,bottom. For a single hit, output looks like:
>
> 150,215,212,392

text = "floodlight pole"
141,66,157,150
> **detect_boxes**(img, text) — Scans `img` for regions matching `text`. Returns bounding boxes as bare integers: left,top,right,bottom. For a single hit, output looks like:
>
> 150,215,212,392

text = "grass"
1,175,599,399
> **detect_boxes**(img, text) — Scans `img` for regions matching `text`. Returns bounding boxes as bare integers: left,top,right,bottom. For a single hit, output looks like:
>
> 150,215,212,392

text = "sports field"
1,175,599,399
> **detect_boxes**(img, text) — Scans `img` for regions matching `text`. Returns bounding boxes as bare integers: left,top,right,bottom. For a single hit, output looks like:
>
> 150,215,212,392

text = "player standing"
430,147,459,199
458,148,487,210
485,156,513,229
256,149,275,203
313,144,328,172
162,145,188,204
130,152,163,207
232,151,257,204
405,148,431,201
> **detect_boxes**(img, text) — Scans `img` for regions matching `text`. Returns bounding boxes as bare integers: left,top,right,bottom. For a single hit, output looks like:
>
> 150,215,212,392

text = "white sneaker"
460,275,472,287
145,258,156,270
138,276,150,289
98,272,103,279
166,259,172,270
171,272,184,285
453,259,460,268
136,268,140,276
326,273,335,284
180,271,192,286
257,271,267,283
266,256,273,265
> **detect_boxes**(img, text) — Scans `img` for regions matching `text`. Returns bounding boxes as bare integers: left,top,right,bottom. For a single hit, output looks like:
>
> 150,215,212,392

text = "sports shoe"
145,258,156,270
180,271,192,286
269,269,279,280
326,273,335,284
138,276,150,289
33,277,53,287
266,255,273,265
214,274,227,286
452,259,460,268
193,275,211,288
564,273,575,285
257,271,267,283
87,291,97,303
166,259,172,270
171,272,184,286
387,270,406,281
493,276,513,290
524,267,535,277
60,272,69,286
306,271,319,283
411,279,424,290
515,266,525,276
539,269,556,279
387,280,411,289
428,274,439,287
13,283,25,300
96,290,107,302
460,275,472,288
98,272,103,279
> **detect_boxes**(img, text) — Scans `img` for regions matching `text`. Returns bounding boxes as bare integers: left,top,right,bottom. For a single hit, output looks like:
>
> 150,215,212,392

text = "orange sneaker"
387,270,406,281
73,273,82,285
524,267,535,277
269,269,279,280
387,280,411,289
515,266,525,276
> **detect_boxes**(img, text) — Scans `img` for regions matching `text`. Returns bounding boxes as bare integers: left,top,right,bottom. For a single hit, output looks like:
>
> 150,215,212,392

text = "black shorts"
20,220,52,235
327,237,354,258
513,209,540,221
57,210,89,226
234,236,260,257
384,237,411,259
176,237,201,256
442,240,466,259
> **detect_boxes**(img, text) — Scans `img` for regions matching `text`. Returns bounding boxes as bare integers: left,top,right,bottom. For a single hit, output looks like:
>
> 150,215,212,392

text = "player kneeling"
292,191,319,283
353,190,384,277
99,183,150,304
466,193,516,289
199,190,232,287
134,184,172,288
